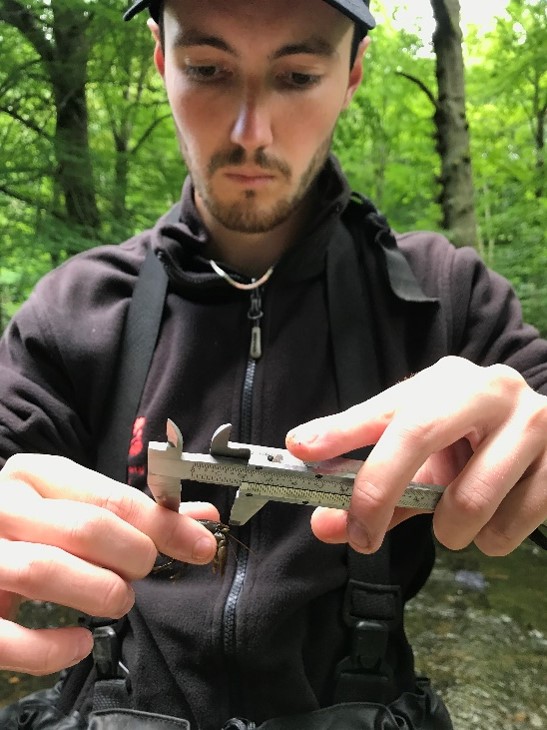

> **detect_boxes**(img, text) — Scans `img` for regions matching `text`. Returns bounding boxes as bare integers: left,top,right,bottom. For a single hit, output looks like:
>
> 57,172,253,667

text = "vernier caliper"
147,419,448,526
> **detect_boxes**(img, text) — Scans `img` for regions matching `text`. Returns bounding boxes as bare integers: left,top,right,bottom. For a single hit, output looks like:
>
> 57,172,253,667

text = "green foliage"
464,0,546,334
0,0,545,335
334,17,441,231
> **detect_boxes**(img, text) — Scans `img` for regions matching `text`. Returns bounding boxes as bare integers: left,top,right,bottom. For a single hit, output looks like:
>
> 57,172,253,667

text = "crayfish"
150,520,231,580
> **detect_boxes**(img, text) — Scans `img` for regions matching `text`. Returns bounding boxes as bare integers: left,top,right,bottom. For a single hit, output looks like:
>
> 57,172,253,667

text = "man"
0,0,546,728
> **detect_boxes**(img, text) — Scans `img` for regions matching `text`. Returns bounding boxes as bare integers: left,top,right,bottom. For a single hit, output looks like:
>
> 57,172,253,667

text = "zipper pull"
248,288,263,360
250,324,262,360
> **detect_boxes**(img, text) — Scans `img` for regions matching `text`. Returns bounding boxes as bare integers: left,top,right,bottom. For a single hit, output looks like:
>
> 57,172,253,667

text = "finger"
311,442,474,544
178,501,221,522
286,391,397,460
0,590,21,621
291,360,528,552
0,539,135,619
434,388,547,550
0,495,158,582
310,507,348,543
0,620,93,675
474,466,547,555
1,455,218,565
286,359,513,462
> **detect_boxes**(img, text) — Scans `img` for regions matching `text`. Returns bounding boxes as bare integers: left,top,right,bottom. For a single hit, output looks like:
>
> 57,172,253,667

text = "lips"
223,170,276,187
224,167,274,177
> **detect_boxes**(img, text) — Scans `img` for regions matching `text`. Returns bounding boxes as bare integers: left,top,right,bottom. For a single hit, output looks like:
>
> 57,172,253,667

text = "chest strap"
327,216,405,704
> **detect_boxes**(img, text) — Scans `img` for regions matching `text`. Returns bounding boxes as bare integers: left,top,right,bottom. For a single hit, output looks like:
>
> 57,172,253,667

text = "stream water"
1,540,545,728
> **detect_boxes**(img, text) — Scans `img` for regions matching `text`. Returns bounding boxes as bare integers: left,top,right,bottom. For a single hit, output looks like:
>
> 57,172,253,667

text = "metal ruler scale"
148,420,447,525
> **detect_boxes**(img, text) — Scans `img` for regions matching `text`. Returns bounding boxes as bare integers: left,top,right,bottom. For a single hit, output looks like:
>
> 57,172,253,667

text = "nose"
230,89,273,152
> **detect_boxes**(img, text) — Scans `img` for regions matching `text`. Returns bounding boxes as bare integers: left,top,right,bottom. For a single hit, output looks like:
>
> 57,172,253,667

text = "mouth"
223,169,276,186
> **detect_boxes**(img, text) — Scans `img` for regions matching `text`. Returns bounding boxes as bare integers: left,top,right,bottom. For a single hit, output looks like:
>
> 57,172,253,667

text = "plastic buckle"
334,619,392,703
92,626,121,680
351,619,389,669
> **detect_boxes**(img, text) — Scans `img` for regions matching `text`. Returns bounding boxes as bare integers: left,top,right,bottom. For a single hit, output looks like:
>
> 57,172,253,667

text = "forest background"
0,0,545,337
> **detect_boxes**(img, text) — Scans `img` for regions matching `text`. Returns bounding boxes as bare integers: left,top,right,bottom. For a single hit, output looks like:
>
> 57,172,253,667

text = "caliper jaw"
210,424,269,525
147,419,184,512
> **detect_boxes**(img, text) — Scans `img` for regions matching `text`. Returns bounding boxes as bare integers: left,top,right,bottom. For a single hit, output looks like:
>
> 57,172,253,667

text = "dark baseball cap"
124,0,376,33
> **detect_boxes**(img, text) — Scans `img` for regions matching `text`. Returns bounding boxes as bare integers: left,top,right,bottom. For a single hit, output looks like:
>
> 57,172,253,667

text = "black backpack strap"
334,544,401,704
57,246,169,718
326,218,403,704
95,247,169,482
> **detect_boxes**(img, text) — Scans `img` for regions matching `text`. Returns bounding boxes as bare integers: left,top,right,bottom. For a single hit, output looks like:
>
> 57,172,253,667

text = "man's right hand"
0,454,219,675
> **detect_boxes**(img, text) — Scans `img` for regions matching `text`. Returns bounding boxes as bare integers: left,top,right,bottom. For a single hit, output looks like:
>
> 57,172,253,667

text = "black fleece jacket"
1,159,546,728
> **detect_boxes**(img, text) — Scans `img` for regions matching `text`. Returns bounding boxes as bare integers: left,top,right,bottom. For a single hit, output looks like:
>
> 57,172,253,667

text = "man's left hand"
286,356,547,556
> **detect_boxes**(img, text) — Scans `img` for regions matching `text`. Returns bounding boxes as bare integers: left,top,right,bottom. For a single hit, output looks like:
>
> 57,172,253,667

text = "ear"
148,18,165,77
343,35,370,109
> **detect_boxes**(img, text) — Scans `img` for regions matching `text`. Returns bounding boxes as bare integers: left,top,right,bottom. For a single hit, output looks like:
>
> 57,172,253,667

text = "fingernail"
122,590,136,614
287,426,318,446
71,631,93,665
193,536,216,563
347,517,373,553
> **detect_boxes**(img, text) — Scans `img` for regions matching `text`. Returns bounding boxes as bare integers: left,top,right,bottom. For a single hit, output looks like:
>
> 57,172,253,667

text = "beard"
183,137,332,234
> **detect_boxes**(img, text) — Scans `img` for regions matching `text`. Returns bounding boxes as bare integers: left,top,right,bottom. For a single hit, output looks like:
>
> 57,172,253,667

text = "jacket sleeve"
398,232,547,396
0,294,93,467
0,244,140,468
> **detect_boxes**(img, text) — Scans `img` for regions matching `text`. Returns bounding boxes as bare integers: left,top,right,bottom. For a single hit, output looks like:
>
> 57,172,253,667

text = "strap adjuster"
351,619,389,669
92,626,129,681
343,579,401,628
334,620,392,704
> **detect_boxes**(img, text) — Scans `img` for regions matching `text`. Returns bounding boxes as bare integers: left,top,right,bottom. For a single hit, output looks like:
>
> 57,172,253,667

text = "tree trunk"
0,0,100,236
532,68,545,200
50,2,100,232
430,0,478,248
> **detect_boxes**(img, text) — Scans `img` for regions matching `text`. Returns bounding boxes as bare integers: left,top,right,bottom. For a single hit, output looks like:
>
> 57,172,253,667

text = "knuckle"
450,481,493,521
124,539,157,580
474,523,516,557
484,363,525,395
0,453,34,486
521,392,547,435
397,420,437,451
95,576,131,618
15,547,60,596
158,519,183,558
65,504,107,546
438,355,471,373
352,477,386,513
432,521,471,552
102,488,140,524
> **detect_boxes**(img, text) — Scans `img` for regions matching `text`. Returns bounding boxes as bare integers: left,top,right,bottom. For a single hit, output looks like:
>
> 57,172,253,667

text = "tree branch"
396,71,439,111
0,185,65,222
0,0,54,65
131,113,173,155
0,105,53,140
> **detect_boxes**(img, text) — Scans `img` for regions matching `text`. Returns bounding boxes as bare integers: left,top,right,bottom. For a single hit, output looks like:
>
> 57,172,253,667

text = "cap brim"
124,0,375,30
124,0,150,21
323,0,376,30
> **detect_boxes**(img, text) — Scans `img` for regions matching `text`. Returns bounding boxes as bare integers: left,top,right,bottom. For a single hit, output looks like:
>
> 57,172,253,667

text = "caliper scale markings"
148,420,447,526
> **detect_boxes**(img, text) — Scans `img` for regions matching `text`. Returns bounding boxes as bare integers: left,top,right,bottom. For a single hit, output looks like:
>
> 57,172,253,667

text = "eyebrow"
172,30,337,60
271,37,337,60
172,30,233,53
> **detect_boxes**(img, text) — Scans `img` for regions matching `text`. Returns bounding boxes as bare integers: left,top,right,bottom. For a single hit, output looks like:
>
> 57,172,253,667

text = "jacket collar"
151,156,351,289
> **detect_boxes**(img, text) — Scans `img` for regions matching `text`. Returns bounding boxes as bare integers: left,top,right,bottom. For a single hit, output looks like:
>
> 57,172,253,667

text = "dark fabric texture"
229,679,452,729
0,683,85,729
1,157,546,728
88,709,191,729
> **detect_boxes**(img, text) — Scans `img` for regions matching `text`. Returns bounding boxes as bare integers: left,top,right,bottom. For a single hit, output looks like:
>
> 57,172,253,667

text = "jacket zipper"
222,286,265,706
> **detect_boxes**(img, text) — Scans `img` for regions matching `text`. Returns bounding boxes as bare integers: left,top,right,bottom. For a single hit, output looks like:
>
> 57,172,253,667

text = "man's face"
154,0,364,234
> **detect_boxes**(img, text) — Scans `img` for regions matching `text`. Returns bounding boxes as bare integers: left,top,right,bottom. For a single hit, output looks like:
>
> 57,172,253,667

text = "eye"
280,72,322,90
184,64,225,82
